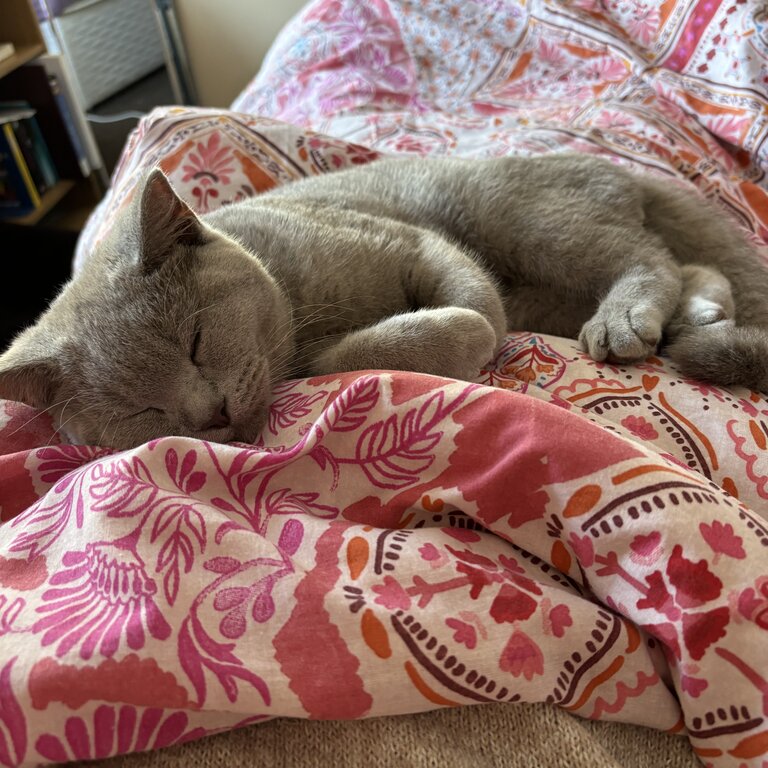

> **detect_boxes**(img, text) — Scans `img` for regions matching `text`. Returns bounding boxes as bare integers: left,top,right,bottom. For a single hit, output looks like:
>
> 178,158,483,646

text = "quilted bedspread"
3,1,768,766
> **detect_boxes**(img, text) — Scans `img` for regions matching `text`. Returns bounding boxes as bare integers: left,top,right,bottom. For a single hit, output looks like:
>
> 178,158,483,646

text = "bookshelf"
13,179,74,224
1,0,45,79
0,43,46,81
1,0,104,227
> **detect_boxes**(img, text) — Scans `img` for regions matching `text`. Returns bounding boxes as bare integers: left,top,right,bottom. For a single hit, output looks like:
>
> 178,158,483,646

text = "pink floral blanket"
3,1,768,766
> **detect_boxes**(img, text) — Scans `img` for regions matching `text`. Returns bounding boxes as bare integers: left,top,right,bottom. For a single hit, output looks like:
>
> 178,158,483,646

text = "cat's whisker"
267,333,348,379
178,302,221,333
264,306,328,343
290,307,361,336
291,332,347,355
97,409,117,447
290,295,374,313
46,402,103,448
263,313,298,347
261,295,371,350
5,394,77,438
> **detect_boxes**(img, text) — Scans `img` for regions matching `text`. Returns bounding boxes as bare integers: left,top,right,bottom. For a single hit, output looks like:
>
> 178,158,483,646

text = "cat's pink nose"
203,400,230,431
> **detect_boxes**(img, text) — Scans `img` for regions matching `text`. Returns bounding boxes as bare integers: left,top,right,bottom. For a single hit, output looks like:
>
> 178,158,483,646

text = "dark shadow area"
0,222,76,349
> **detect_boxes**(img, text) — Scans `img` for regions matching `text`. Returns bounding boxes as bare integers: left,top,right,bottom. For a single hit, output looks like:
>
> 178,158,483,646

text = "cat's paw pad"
579,305,662,363
677,296,733,327
675,265,735,329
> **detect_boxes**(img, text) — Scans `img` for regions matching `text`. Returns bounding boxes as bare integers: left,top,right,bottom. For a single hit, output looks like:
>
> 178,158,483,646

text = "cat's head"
0,170,292,449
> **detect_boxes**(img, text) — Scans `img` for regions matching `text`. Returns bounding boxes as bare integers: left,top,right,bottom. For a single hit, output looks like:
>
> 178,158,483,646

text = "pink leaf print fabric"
4,0,768,766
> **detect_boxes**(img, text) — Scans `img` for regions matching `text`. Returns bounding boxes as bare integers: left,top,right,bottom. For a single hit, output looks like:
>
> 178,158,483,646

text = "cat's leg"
309,231,507,381
310,306,499,381
579,261,682,363
664,265,768,392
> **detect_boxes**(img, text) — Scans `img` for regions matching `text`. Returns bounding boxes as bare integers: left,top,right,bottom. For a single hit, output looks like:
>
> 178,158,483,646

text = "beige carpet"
80,703,699,767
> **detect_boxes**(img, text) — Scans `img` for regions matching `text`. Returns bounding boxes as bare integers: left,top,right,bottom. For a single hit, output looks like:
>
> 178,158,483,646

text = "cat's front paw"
444,309,499,380
579,304,662,363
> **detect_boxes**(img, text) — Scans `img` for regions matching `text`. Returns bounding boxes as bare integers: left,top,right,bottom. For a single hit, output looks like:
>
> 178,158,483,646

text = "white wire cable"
86,111,145,123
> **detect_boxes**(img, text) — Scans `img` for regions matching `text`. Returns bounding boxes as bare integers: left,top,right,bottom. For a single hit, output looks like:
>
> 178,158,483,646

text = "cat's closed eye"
132,407,165,417
190,329,202,365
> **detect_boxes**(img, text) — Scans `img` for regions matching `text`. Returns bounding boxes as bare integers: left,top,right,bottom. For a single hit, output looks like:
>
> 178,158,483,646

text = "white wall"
174,0,308,107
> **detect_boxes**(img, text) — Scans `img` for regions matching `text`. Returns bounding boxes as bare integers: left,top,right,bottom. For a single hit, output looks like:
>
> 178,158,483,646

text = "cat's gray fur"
2,154,767,449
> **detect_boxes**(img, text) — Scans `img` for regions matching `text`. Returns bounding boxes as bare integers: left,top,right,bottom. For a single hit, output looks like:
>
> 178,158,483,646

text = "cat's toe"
452,312,499,379
580,305,661,363
579,318,610,361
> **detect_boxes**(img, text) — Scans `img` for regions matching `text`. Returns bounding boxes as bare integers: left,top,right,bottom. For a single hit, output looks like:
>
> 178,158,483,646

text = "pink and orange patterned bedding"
3,1,768,766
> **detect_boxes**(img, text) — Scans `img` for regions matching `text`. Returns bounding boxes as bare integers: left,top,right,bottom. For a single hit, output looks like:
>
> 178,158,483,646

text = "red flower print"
0,554,48,591
699,521,746,560
490,584,537,624
455,562,500,600
419,543,441,561
32,543,171,660
629,531,663,566
737,577,768,629
680,674,708,697
181,132,235,186
547,604,573,638
499,630,544,681
28,655,193,710
418,543,448,568
666,545,722,609
637,571,680,621
567,533,594,567
682,608,729,661
620,415,659,441
706,115,749,145
372,576,411,611
445,617,477,649
35,705,204,762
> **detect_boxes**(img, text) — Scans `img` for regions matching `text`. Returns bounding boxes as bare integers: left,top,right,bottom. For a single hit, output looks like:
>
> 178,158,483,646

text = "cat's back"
260,153,648,232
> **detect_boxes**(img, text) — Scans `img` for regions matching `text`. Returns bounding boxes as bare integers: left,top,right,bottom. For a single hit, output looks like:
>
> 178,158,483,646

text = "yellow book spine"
3,123,41,208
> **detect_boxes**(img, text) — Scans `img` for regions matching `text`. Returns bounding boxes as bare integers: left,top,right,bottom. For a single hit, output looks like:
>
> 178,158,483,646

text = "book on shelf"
0,122,40,218
20,110,59,189
0,43,15,64
0,105,60,197
0,102,66,220
0,59,94,180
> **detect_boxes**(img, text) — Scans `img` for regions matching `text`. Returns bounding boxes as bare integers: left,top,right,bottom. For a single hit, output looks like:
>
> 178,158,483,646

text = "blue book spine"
26,115,59,189
0,127,37,217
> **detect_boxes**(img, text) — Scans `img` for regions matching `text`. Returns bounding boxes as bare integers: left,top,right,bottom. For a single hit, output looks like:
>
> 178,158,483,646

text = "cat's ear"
138,169,204,272
0,337,62,409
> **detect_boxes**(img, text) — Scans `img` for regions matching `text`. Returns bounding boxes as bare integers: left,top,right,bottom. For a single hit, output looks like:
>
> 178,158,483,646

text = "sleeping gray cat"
1,153,767,449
